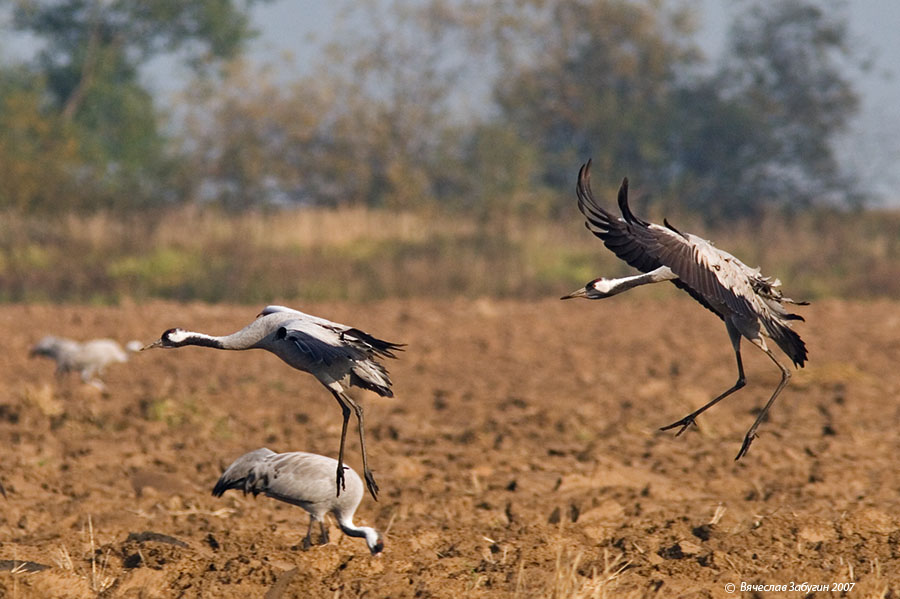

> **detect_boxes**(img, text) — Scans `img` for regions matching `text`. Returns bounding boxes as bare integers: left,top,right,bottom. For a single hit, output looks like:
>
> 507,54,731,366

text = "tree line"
0,0,866,221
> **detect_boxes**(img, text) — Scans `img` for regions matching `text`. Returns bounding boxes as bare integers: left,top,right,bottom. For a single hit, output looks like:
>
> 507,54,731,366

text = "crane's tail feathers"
211,448,274,498
785,298,810,306
342,328,404,359
764,320,808,368
211,469,265,498
350,361,395,397
211,476,246,498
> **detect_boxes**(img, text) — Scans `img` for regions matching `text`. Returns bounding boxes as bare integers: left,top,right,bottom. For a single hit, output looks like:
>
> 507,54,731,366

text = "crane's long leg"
302,516,316,550
735,342,791,460
329,388,352,497
340,391,379,501
319,519,329,545
660,321,746,435
329,387,380,501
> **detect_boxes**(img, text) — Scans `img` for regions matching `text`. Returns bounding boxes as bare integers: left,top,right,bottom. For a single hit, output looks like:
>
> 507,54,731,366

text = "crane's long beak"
560,287,588,300
141,339,163,351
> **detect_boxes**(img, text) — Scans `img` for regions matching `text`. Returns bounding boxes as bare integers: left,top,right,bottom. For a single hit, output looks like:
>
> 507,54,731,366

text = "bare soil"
1,297,899,598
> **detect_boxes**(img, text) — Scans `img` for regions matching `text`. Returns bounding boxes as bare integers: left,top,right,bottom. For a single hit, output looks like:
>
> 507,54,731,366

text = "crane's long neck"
593,266,678,297
169,318,275,350
336,515,382,554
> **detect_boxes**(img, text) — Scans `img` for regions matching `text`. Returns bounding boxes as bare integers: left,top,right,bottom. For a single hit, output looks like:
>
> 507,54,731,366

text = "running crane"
562,160,808,459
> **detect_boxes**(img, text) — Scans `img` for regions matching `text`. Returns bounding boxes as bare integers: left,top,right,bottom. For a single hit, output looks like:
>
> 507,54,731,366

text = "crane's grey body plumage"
212,448,383,555
564,160,808,459
144,305,403,500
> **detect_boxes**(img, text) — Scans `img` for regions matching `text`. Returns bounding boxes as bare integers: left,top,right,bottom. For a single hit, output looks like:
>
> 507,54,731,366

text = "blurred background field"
1,204,899,304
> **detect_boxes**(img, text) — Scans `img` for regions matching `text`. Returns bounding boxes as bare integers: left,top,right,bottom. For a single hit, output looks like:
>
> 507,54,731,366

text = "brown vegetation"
1,205,898,304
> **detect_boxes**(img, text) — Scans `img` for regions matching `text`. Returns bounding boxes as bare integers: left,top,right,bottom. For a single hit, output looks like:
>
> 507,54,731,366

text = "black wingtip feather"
617,179,629,220
576,160,593,203
663,218,687,238
617,176,650,227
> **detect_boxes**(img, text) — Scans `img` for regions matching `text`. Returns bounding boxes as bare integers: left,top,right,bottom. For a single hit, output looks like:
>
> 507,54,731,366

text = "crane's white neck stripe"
167,329,200,344
166,329,228,349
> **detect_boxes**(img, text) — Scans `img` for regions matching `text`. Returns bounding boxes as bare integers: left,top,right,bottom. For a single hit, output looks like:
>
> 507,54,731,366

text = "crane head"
369,532,385,556
141,328,188,350
560,278,615,300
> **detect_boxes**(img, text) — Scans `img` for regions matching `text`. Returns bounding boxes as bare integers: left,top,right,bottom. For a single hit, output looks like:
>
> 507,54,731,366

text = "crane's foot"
364,469,379,502
735,431,757,460
659,415,697,436
335,464,348,497
301,535,313,551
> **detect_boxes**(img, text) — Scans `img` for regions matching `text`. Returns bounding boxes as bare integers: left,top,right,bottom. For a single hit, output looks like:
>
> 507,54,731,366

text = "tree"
481,0,701,212
173,0,866,219
5,0,267,211
669,0,863,219
178,0,470,211
0,69,83,211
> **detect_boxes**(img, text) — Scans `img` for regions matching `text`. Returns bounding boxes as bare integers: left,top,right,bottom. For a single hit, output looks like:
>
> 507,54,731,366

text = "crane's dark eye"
275,327,287,340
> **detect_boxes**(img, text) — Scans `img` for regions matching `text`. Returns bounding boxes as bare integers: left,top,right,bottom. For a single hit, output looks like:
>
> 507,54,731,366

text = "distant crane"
562,160,808,459
212,448,384,555
144,305,403,499
30,336,137,390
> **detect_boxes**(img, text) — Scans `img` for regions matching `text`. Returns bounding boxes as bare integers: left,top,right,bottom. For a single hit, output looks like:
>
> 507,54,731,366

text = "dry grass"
48,516,115,596
1,205,898,303
546,548,631,599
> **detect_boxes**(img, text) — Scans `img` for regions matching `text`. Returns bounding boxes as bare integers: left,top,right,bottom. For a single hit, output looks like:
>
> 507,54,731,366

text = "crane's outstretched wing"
575,161,661,274
646,229,759,322
575,161,733,320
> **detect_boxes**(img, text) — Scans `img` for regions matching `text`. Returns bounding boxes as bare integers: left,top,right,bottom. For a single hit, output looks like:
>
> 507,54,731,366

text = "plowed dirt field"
1,297,898,597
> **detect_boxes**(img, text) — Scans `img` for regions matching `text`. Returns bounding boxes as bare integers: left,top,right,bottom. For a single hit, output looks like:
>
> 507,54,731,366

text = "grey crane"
212,448,384,555
30,336,133,389
143,305,402,499
562,160,808,459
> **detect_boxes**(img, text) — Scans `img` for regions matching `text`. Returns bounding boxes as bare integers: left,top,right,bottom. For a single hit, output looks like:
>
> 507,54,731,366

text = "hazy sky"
236,0,900,205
